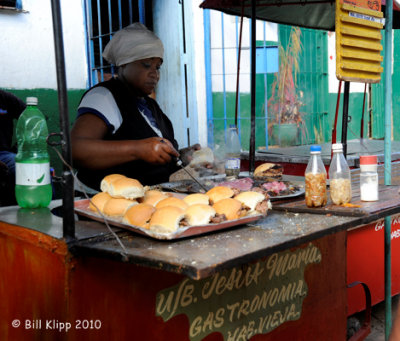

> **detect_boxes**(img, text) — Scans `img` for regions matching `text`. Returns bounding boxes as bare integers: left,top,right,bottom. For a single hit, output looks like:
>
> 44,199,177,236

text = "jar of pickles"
305,145,327,207
328,143,352,205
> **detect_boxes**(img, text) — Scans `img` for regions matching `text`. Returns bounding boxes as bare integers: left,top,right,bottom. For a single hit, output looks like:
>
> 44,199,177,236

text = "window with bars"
0,0,22,10
84,0,152,87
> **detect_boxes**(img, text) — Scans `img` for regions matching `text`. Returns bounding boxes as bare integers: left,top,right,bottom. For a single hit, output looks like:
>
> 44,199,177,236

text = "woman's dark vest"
77,78,179,190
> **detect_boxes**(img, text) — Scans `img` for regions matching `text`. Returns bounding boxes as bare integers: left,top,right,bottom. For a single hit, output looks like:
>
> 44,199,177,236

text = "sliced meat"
210,213,227,224
217,177,254,191
262,181,287,194
179,218,190,227
256,200,269,214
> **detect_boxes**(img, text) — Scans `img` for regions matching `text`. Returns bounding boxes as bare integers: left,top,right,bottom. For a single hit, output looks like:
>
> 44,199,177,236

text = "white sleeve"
77,86,122,134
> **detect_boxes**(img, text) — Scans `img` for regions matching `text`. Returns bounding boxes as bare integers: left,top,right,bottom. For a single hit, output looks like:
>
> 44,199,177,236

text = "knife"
159,138,209,192
175,157,208,192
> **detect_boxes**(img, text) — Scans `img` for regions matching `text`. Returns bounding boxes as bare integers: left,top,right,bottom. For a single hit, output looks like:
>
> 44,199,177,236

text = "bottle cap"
26,97,38,105
332,143,343,152
310,145,321,152
360,155,377,165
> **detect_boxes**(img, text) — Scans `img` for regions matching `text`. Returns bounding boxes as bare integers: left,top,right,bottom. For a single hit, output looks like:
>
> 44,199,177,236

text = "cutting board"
272,186,400,217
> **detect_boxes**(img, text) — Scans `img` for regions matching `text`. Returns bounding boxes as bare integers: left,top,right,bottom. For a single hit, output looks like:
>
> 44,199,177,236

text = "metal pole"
384,2,392,187
341,81,350,158
384,0,393,338
50,0,75,241
249,0,256,174
203,10,214,147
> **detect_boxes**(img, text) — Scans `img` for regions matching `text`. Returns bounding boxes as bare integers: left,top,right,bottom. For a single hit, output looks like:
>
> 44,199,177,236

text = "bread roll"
155,197,188,210
149,206,185,233
206,186,234,204
123,203,156,229
185,204,216,226
183,193,210,206
100,174,126,193
102,198,138,219
212,198,243,220
89,192,112,213
141,190,169,207
106,177,145,199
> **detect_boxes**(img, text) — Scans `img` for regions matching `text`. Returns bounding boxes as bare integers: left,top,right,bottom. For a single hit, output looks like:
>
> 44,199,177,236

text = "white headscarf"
102,23,164,67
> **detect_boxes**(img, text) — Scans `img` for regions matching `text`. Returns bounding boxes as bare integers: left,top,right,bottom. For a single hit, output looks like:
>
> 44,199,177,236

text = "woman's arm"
71,113,179,170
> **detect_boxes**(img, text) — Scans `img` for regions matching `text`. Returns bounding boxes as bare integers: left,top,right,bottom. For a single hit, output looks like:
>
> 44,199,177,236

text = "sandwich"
123,203,156,229
155,197,188,210
100,174,126,193
234,191,271,215
102,197,138,219
89,191,112,213
212,198,247,220
104,177,145,199
254,163,283,180
149,206,186,233
183,193,210,206
184,204,216,226
206,186,235,205
141,189,170,207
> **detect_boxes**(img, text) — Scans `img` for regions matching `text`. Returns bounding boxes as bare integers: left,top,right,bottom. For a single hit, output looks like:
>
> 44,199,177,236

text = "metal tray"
157,178,305,201
74,199,265,240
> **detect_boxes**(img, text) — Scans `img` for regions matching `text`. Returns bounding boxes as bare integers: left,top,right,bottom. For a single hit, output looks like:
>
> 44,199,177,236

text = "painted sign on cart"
156,243,321,341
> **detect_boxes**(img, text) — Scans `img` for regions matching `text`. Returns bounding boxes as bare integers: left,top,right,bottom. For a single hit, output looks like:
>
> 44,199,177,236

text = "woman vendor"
71,23,199,191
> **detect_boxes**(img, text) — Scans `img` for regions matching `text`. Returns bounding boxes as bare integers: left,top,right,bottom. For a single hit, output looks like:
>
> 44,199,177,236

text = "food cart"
1,0,400,340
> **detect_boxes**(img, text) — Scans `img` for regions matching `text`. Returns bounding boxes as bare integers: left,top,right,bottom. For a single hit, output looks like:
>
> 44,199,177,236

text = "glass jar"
305,145,327,208
328,143,352,205
360,155,378,201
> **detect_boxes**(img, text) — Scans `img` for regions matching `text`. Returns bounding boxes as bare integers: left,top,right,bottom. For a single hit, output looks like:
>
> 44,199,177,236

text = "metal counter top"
3,194,400,280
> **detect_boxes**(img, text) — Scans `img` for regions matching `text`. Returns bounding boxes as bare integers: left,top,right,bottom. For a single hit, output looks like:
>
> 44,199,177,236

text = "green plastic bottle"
15,97,52,208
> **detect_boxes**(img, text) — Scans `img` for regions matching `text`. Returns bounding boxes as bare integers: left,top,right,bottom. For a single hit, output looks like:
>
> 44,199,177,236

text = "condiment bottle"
328,143,352,205
359,155,379,201
15,97,52,208
305,145,327,208
225,125,241,177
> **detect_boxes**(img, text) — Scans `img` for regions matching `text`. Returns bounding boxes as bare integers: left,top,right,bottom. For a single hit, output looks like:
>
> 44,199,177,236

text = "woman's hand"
137,137,179,164
179,144,201,165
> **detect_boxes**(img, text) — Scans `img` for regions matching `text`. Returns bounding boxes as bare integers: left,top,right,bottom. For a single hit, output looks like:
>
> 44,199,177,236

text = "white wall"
0,0,87,89
209,12,278,93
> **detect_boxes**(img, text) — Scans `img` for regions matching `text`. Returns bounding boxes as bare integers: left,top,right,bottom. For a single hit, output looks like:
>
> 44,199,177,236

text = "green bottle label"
15,162,50,186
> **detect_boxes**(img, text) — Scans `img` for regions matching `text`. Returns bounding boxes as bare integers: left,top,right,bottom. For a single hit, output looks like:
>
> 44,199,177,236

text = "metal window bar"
203,9,214,147
263,21,269,149
206,11,275,150
85,0,146,88
96,0,104,83
235,16,242,137
221,13,228,137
